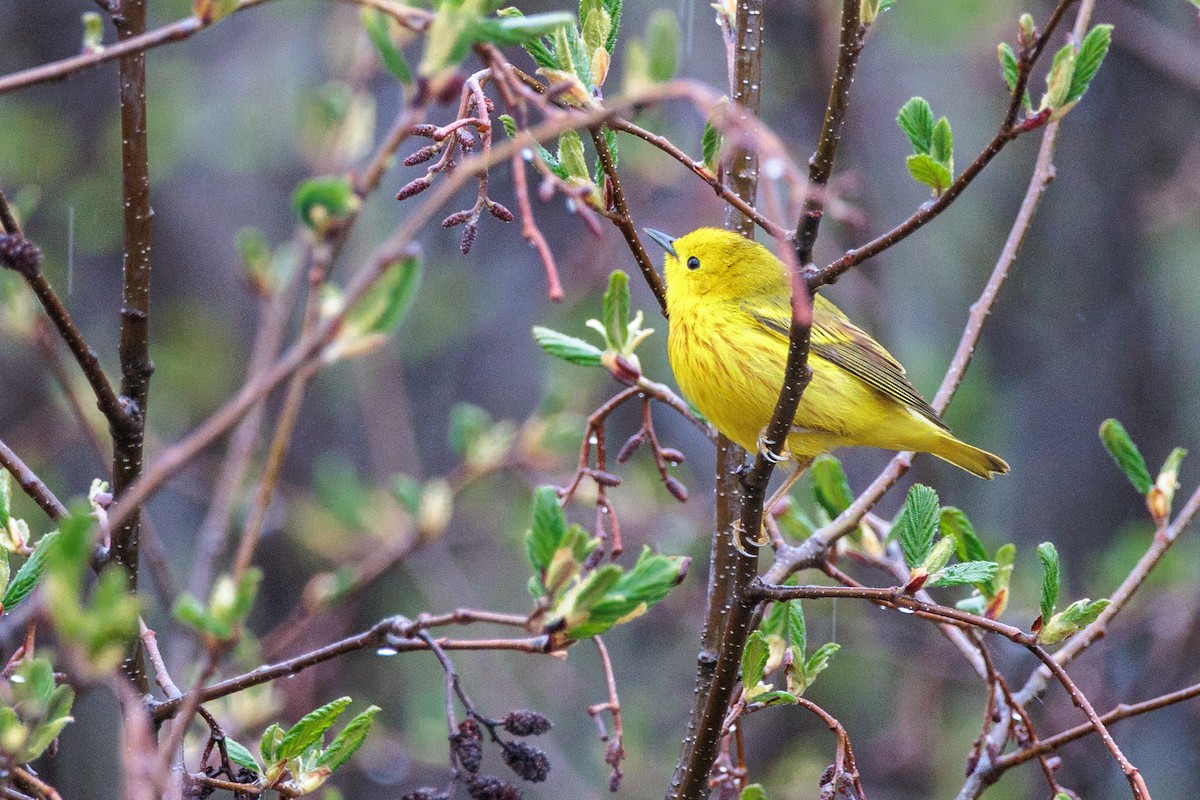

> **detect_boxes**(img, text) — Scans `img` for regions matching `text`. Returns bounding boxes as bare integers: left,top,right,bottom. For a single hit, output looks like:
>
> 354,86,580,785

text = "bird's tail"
926,433,1010,479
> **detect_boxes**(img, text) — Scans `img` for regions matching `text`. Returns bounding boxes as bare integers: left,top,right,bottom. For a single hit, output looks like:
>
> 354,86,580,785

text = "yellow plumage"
655,227,1008,479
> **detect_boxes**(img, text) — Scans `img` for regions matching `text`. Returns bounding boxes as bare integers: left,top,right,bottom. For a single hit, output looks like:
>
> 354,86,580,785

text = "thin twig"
0,439,68,520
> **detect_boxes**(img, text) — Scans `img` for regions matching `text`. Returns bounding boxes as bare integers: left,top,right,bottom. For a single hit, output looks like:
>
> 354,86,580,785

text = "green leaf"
0,527,50,609
1066,24,1113,104
1037,542,1060,623
740,786,767,800
906,154,953,193
810,455,853,518
1042,42,1076,110
939,507,987,563
894,484,940,569
785,600,806,656
292,176,359,230
316,705,380,772
990,542,1016,598
557,130,591,182
260,723,284,764
803,642,840,683
896,97,934,155
20,715,72,763
997,43,1019,93
362,9,413,86
14,657,57,707
603,0,622,51
448,403,493,456
603,271,630,350
1041,598,1110,644
526,486,567,579
645,11,679,82
1099,419,1153,494
741,630,770,687
928,561,999,588
225,737,261,774
919,535,956,575
173,593,212,635
473,12,575,49
341,250,422,343
278,697,352,762
565,548,687,638
580,0,611,54
391,474,422,515
752,689,799,705
497,9,559,69
531,326,604,366
930,117,953,171
701,118,723,172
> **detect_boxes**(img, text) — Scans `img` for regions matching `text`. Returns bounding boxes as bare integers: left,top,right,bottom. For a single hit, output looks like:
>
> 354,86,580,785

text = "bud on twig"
442,209,475,228
0,234,41,278
460,221,478,254
397,176,432,201
403,145,441,166
451,719,484,774
664,475,688,502
616,433,645,464
501,710,553,737
502,741,551,782
486,201,514,223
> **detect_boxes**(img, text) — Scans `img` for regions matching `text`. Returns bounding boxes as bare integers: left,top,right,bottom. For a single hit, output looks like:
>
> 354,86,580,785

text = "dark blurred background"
1,0,1199,797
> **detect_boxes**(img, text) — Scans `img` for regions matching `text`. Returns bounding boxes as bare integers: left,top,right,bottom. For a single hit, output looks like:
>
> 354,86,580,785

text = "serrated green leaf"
1041,598,1110,644
810,455,853,518
939,507,987,563
741,630,770,687
645,11,679,82
896,97,934,155
906,153,953,193
804,642,840,684
930,117,953,171
1066,24,1113,104
19,715,72,763
603,271,630,350
928,561,999,588
278,697,352,762
1100,419,1153,494
786,600,806,656
225,737,261,774
760,599,786,638
497,9,559,70
362,9,413,86
753,689,799,705
1037,541,1060,623
565,548,686,638
998,43,1019,93
316,706,380,772
527,486,567,580
603,0,622,51
580,0,610,54
531,326,604,366
292,176,359,230
473,12,575,49
894,484,940,568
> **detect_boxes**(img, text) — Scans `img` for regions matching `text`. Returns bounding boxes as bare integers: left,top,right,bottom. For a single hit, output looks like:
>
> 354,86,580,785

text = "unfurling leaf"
645,11,679,82
556,130,591,181
906,154,953,194
1099,418,1154,494
939,507,987,563
1040,598,1110,644
896,97,935,155
293,176,360,231
928,561,999,588
997,42,1019,93
1066,24,1113,105
930,116,953,172
1036,541,1060,624
316,705,380,772
3,529,57,611
894,484,940,569
603,271,631,350
277,697,352,762
740,630,770,688
225,738,261,774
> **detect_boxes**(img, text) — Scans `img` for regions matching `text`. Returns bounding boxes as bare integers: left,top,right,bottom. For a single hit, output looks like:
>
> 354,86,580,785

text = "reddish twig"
586,636,626,791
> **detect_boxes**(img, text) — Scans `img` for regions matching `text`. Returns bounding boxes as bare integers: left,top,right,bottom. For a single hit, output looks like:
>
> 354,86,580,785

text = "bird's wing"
742,294,947,429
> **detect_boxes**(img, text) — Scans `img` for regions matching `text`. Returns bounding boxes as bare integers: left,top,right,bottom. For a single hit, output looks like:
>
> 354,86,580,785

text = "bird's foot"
756,428,790,465
730,520,770,557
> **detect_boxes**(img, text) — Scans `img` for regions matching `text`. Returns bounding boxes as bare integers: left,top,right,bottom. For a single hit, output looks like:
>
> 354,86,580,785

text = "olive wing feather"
742,295,947,430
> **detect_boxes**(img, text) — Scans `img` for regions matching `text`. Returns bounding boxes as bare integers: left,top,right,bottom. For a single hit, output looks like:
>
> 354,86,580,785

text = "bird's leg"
764,458,813,519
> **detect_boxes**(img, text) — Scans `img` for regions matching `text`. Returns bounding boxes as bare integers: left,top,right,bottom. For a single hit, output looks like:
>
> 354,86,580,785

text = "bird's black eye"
687,256,700,271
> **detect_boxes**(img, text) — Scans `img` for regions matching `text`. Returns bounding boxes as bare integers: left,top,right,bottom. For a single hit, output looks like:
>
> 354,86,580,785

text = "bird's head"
645,227,787,307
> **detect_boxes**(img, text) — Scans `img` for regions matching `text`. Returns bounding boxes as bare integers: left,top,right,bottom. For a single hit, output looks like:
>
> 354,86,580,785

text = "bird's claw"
756,428,790,465
730,520,770,556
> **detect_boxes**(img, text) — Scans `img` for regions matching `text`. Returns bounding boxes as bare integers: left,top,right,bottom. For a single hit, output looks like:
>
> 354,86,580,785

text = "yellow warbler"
647,227,1008,482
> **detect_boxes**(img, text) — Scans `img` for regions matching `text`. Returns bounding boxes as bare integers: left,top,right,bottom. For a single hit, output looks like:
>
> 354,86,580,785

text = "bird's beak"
643,228,678,259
